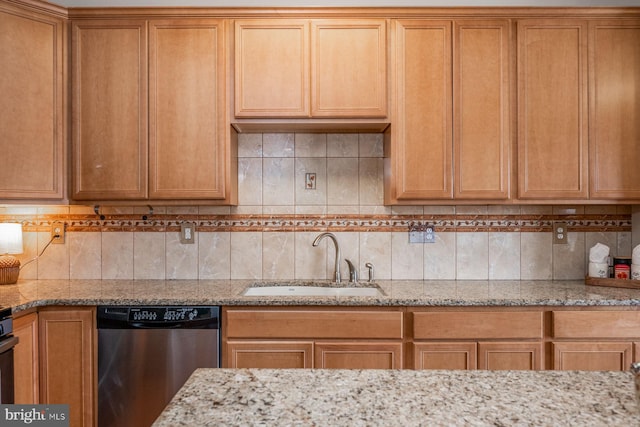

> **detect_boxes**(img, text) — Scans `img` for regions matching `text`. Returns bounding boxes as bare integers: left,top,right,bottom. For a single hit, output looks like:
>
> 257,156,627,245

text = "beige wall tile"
327,158,359,206
295,158,327,206
166,231,198,279
16,231,37,280
456,232,489,280
263,133,294,157
360,232,391,280
238,133,263,157
263,158,294,206
391,232,423,280
424,206,455,215
70,232,102,280
238,158,263,206
424,232,456,280
521,232,553,280
263,232,294,280
37,231,69,279
359,134,384,157
359,158,384,206
199,206,231,215
391,206,423,215
616,231,632,257
231,232,262,279
134,232,165,280
295,133,326,157
327,134,358,157
296,231,327,280
199,232,230,279
489,232,521,280
553,232,585,280
102,232,134,279
520,205,552,215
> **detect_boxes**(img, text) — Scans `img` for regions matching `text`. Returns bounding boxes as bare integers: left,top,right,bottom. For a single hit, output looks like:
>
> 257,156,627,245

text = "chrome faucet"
345,259,358,283
312,232,341,284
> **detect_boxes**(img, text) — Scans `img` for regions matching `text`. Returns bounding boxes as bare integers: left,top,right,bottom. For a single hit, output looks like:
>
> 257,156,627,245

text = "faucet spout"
312,232,341,284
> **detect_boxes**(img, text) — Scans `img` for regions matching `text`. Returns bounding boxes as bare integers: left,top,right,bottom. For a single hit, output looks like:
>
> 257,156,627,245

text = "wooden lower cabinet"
553,342,633,371
414,341,541,370
315,342,402,369
39,307,95,427
227,341,313,368
13,311,39,404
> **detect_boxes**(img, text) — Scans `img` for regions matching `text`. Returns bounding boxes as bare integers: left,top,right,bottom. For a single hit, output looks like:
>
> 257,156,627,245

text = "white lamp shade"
0,223,23,254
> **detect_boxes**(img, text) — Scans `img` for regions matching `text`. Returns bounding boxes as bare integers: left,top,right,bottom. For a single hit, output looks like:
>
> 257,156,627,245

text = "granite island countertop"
3,279,640,313
153,368,640,426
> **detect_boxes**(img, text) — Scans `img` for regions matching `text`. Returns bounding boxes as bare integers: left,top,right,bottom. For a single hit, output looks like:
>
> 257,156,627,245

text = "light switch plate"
180,223,196,244
553,221,568,244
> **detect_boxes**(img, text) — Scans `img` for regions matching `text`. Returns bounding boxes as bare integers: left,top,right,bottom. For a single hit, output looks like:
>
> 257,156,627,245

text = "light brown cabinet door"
553,342,633,371
589,20,640,200
413,342,477,370
315,342,402,369
71,20,148,200
454,20,510,200
311,19,387,118
517,20,588,199
478,342,542,370
149,19,229,199
226,341,313,368
39,307,95,427
13,312,39,404
0,4,64,200
387,20,452,201
235,20,309,117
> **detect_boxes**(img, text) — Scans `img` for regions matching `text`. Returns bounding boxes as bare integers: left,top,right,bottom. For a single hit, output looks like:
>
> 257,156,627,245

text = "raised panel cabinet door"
13,312,39,404
311,19,387,118
478,342,542,370
71,20,148,200
589,20,640,200
454,20,510,200
225,341,313,368
39,307,95,427
517,20,588,199
413,342,477,370
553,342,633,371
0,4,64,200
235,20,309,117
149,19,229,199
387,20,452,202
314,342,402,369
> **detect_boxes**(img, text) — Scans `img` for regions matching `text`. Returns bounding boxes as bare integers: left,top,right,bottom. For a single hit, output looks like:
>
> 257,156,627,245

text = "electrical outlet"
409,224,436,244
180,223,195,244
553,221,568,244
51,221,65,244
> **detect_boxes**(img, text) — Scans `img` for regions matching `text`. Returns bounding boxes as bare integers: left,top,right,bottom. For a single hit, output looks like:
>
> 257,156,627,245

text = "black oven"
0,307,18,404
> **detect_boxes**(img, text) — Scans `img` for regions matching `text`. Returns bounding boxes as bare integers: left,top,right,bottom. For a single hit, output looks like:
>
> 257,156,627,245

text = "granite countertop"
153,368,640,426
3,279,640,313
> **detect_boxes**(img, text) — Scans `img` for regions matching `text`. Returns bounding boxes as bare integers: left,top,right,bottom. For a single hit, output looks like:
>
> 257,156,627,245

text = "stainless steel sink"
242,283,384,297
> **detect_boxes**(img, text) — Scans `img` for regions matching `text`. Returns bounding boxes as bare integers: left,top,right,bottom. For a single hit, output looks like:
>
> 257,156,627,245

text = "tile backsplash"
0,133,633,281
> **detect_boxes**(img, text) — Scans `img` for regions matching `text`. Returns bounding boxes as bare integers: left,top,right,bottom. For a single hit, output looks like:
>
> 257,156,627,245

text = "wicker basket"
0,255,20,285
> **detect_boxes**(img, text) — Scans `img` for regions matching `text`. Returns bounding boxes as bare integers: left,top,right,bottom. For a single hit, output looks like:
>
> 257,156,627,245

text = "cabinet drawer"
553,310,640,339
413,311,543,339
226,310,403,339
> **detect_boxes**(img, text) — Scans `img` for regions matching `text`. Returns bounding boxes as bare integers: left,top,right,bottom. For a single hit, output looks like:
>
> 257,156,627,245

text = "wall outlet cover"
180,223,196,244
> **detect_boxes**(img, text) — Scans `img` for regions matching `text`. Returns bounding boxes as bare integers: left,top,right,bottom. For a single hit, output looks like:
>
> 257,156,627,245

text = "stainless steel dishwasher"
97,306,220,427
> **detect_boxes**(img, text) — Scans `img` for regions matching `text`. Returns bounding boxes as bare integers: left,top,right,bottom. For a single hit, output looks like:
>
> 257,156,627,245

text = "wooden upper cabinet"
311,19,387,117
235,20,309,117
517,20,589,199
234,19,387,119
0,4,64,200
387,20,452,201
589,20,640,200
149,19,229,199
71,20,148,200
453,20,510,200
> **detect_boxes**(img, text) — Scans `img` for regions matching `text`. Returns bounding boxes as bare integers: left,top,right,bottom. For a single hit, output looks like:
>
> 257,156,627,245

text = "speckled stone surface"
153,368,640,426
3,279,640,313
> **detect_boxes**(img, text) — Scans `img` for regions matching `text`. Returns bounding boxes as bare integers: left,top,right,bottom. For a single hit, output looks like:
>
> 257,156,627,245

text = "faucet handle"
344,259,358,283
365,262,374,283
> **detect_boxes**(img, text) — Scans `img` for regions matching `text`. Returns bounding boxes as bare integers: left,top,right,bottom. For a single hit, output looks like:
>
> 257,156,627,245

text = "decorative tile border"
0,213,631,233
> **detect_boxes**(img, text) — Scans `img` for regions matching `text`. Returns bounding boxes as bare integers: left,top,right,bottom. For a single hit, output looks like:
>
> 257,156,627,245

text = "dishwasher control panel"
97,306,220,329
